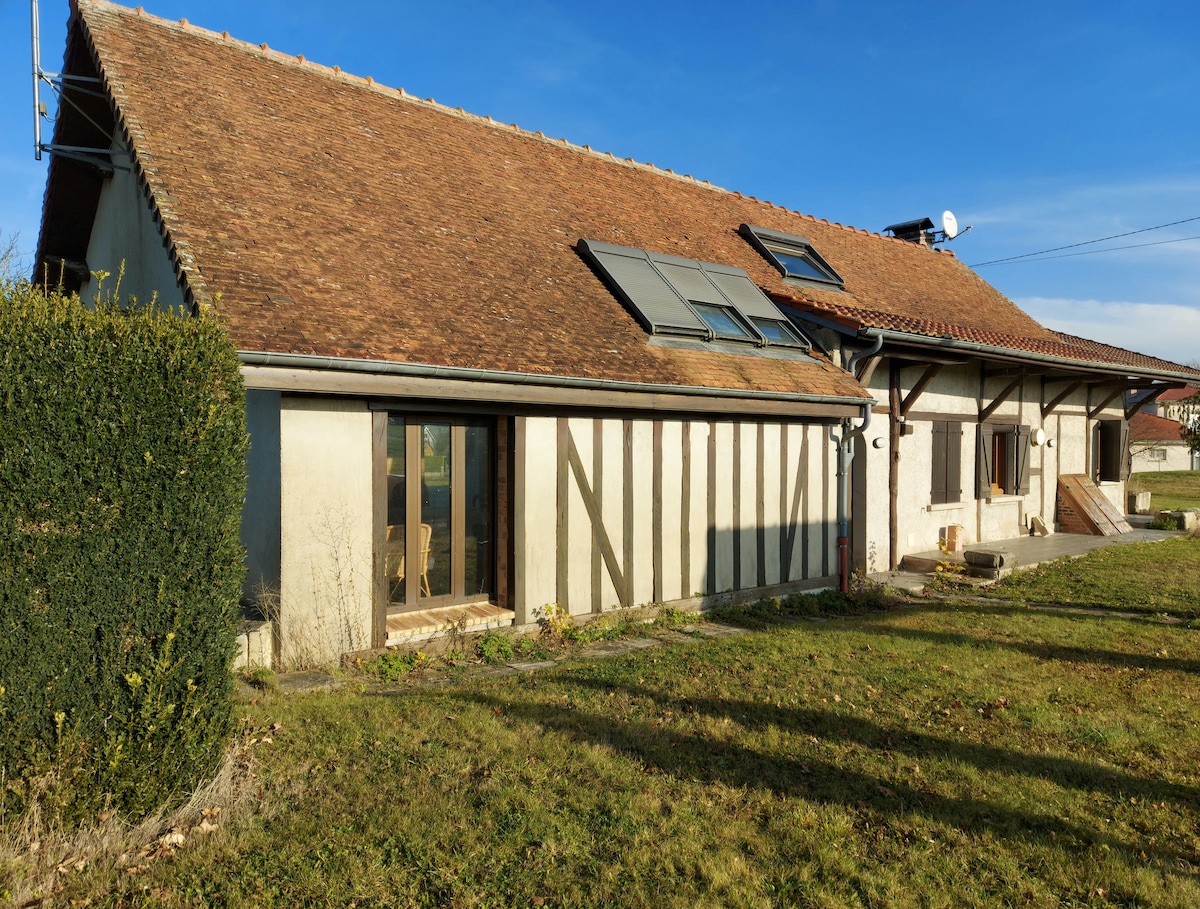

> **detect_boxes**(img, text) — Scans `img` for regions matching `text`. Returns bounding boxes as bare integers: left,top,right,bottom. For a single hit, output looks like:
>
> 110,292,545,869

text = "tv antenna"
30,0,128,170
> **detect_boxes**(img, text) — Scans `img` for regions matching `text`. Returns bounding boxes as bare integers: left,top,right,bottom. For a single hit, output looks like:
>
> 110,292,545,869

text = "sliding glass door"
385,415,495,612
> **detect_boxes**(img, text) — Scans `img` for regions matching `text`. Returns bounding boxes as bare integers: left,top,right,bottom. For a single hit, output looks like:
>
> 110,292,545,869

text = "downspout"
830,332,883,593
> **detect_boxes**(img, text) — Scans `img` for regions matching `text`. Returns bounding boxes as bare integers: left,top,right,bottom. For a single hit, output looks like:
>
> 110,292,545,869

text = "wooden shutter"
931,421,949,504
975,423,995,499
1119,421,1131,480
946,421,962,502
1013,425,1031,495
931,421,962,504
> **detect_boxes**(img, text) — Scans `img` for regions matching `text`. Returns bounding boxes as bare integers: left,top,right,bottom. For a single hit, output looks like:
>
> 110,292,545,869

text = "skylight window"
750,317,806,347
577,239,812,351
739,224,844,289
692,302,754,340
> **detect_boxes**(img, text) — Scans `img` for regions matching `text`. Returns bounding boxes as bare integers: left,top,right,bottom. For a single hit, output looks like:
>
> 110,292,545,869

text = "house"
1150,386,1199,425
36,0,1200,667
1130,411,1198,472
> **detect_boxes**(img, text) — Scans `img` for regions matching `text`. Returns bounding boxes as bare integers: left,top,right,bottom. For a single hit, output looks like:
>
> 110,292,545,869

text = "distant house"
1130,411,1198,472
36,0,1200,666
1152,386,1199,425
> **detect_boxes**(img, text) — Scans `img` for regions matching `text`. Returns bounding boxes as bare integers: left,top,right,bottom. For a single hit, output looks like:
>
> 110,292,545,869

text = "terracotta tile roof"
1129,410,1186,442
1156,386,1199,402
47,1,1199,399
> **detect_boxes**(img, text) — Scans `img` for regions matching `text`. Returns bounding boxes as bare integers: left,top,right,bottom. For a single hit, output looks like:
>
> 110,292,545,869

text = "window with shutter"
976,423,1031,497
931,421,962,504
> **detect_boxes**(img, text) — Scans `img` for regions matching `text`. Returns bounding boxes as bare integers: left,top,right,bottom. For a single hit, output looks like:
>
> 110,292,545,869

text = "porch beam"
888,361,901,571
856,354,883,387
900,363,943,417
1041,380,1082,419
979,374,1024,422
1126,386,1171,421
1088,387,1124,419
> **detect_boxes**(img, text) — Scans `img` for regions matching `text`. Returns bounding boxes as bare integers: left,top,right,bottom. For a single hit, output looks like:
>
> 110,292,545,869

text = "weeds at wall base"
357,587,912,679
0,722,268,908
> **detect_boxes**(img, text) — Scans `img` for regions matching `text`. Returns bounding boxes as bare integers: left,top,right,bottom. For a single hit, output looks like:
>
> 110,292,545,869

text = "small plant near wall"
925,536,968,590
370,650,429,681
538,603,575,640
475,632,515,664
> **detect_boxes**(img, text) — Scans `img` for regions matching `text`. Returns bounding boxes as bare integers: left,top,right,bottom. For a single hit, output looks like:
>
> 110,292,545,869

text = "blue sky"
3,0,1199,364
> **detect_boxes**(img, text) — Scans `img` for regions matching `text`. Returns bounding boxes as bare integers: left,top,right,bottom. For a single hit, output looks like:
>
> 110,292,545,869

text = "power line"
975,233,1200,266
970,214,1200,267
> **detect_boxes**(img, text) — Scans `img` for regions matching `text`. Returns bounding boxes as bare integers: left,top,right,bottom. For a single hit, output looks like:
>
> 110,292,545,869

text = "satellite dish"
941,210,959,240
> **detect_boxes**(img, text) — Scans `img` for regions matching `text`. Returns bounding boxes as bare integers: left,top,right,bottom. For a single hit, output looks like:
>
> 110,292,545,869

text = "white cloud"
1015,296,1200,366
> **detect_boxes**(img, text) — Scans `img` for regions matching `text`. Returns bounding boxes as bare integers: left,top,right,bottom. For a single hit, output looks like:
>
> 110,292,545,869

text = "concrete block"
967,566,1015,581
1128,491,1153,515
964,549,1016,571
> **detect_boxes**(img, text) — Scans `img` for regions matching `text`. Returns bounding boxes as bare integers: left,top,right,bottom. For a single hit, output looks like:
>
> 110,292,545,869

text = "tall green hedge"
0,279,247,825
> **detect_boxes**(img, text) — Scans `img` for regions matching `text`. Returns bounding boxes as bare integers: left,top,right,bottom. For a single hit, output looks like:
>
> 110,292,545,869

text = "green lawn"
1131,470,1200,513
32,548,1200,908
977,536,1200,619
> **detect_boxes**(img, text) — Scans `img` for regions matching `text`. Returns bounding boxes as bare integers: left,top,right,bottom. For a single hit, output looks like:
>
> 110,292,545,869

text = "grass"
976,536,1200,619
12,548,1196,908
1131,470,1200,513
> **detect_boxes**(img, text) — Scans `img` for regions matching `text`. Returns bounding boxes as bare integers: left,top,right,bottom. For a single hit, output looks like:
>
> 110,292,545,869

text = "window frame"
975,423,1031,499
1092,419,1129,483
739,224,845,290
382,414,497,614
690,301,756,341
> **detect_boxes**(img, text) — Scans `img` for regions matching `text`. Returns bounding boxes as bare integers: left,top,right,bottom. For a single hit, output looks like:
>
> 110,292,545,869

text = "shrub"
0,279,246,827
475,631,515,664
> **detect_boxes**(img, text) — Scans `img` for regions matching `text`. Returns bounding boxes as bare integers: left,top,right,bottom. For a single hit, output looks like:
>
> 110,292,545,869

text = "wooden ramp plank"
1057,475,1132,536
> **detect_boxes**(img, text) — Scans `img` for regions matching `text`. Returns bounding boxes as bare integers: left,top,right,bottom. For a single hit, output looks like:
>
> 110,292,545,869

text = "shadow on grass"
451,674,1200,875
848,601,1200,675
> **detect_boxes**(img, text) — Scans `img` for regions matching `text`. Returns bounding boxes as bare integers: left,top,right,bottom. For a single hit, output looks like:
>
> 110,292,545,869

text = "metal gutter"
236,350,871,407
866,328,1199,383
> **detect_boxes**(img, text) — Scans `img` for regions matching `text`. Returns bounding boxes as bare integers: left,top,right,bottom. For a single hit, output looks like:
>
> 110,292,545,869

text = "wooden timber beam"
1123,383,1186,421
900,363,943,417
1088,387,1125,419
856,354,883,387
979,373,1024,423
1042,380,1082,418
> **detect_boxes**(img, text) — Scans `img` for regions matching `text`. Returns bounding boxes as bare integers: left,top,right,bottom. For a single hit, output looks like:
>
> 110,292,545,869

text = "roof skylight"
577,239,812,350
740,224,844,289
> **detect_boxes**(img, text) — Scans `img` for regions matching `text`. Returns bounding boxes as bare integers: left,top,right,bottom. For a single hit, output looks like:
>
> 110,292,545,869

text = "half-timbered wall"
853,358,1130,572
511,415,836,624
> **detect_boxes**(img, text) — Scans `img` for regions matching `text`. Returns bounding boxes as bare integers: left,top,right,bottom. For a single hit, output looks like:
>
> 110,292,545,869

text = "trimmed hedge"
0,279,247,825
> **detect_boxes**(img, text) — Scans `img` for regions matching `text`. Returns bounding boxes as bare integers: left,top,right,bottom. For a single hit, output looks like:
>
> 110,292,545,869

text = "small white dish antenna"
941,210,959,240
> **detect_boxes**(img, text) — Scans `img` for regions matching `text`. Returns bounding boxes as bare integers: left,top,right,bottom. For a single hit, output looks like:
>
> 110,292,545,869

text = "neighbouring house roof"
1129,411,1186,443
1157,386,1199,402
38,0,1200,403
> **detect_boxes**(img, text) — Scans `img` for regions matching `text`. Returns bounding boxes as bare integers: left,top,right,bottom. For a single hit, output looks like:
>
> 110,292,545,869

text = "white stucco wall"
277,396,374,667
79,140,187,312
854,361,1132,568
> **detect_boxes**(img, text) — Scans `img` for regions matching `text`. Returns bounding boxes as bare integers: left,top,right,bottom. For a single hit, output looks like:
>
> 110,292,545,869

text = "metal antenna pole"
31,0,42,160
